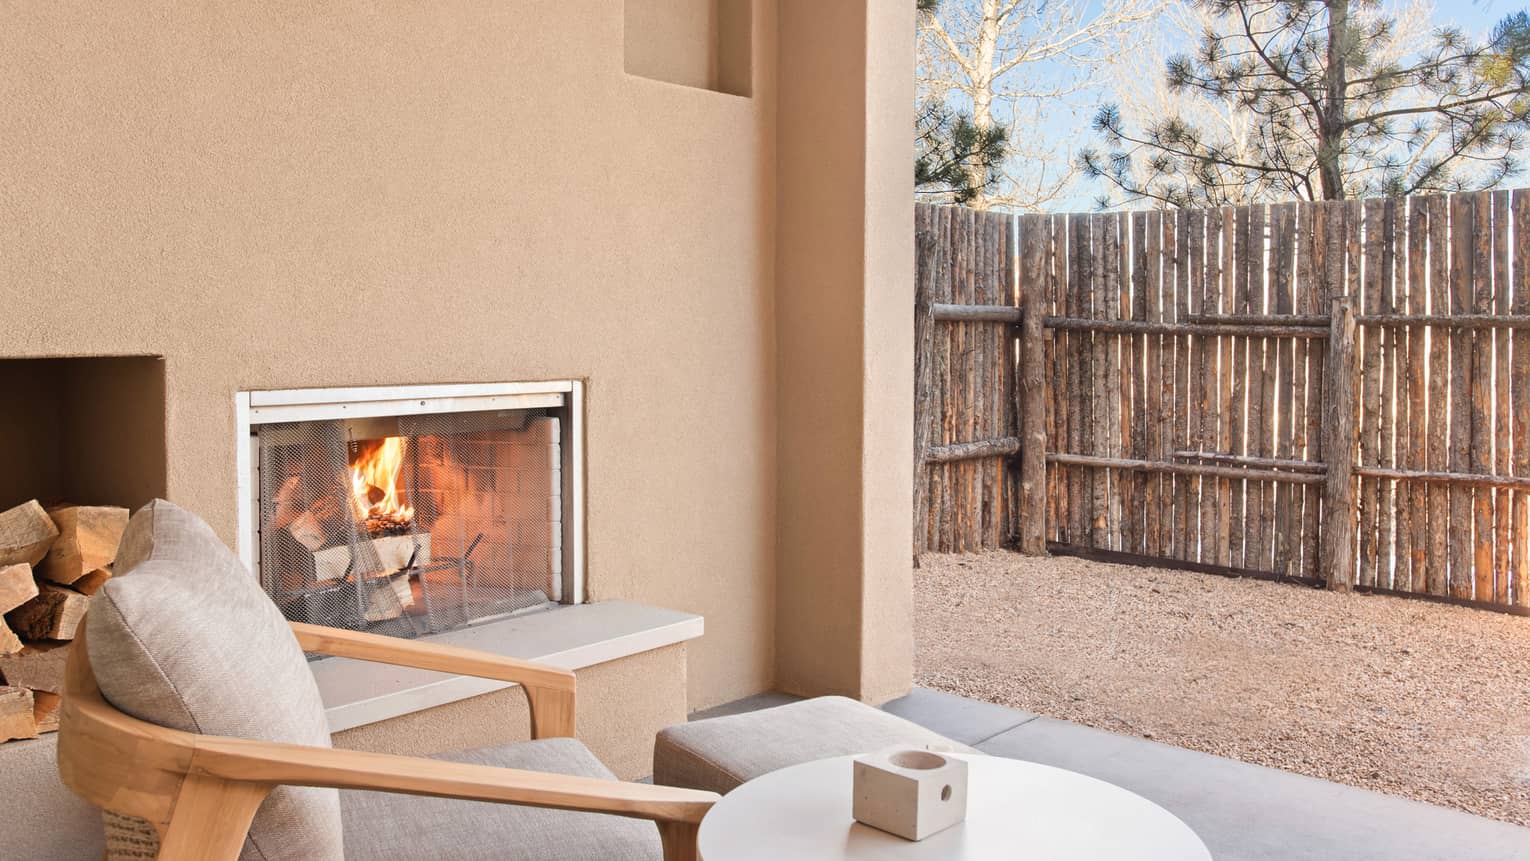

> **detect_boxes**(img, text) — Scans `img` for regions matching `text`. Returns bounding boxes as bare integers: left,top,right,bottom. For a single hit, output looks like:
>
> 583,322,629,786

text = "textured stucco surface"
2,0,916,741
0,1,776,712
333,643,686,782
774,1,914,701
858,0,917,704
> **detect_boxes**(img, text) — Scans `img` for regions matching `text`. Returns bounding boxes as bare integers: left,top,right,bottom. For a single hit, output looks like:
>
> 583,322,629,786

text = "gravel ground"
915,552,1530,826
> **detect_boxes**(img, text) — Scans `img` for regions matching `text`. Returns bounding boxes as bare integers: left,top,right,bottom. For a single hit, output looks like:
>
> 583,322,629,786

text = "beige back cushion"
88,500,342,861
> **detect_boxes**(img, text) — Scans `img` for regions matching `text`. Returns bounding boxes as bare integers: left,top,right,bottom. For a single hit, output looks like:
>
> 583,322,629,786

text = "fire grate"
255,409,560,637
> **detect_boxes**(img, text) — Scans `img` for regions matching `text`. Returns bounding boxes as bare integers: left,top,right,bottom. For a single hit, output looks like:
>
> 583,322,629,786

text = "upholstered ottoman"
653,696,972,794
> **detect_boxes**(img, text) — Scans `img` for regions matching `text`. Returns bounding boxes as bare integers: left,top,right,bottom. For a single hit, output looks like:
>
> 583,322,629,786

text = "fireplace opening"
241,383,583,639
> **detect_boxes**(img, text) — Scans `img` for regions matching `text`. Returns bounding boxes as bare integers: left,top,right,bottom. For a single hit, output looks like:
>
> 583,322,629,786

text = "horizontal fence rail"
914,190,1530,610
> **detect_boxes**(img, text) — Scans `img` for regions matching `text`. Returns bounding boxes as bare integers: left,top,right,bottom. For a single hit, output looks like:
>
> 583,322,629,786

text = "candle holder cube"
851,748,969,841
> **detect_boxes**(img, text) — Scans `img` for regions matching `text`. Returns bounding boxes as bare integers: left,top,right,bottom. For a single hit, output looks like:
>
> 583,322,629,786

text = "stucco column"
773,0,914,703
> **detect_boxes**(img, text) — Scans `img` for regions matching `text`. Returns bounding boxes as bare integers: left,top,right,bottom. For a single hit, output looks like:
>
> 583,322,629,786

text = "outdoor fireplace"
236,383,584,639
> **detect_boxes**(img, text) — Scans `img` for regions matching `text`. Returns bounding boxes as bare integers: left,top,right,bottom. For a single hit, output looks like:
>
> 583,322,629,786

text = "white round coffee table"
697,753,1211,860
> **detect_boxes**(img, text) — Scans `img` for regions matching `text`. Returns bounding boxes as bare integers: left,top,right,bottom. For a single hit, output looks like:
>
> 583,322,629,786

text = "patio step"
973,710,1530,861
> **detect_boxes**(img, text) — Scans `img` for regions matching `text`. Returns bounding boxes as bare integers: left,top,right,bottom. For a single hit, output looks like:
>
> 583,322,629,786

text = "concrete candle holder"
851,748,969,841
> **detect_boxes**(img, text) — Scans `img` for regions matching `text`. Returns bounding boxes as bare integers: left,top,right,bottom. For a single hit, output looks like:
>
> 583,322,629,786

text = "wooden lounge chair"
57,500,715,860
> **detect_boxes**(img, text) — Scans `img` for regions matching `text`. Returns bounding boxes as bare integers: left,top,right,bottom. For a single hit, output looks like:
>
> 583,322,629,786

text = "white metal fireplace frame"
233,380,585,604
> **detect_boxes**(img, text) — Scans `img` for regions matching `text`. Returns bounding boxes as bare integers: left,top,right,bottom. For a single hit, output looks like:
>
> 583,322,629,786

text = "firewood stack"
0,500,128,743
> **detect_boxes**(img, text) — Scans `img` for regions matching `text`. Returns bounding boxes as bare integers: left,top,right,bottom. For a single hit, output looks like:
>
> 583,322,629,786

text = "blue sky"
1459,0,1523,29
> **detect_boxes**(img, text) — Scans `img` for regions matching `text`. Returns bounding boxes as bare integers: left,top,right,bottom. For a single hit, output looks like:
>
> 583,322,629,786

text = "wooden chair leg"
156,773,271,860
657,820,701,861
527,686,576,739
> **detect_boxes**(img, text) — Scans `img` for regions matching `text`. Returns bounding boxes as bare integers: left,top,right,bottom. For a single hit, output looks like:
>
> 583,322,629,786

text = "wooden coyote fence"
914,191,1530,611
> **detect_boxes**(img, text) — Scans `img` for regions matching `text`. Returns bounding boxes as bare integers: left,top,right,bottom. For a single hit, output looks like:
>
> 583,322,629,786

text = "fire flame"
351,437,414,532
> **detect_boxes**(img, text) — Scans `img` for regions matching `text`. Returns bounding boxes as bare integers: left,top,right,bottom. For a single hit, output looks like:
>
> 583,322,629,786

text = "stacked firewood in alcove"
0,500,127,743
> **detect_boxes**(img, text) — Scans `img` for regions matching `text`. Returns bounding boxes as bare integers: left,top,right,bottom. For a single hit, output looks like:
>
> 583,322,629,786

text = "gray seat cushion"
653,695,973,794
341,737,661,861
88,500,342,860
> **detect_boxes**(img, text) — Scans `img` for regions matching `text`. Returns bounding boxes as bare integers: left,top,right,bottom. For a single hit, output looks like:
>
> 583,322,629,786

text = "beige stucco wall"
0,1,776,712
334,644,686,781
859,0,918,705
774,1,914,702
1,0,915,734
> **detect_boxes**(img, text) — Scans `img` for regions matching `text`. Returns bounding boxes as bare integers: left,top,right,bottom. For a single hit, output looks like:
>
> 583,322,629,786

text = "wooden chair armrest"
190,734,718,826
186,735,716,860
289,622,576,737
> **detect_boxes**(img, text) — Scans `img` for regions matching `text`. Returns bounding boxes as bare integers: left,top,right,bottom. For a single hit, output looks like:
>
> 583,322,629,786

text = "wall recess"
624,0,751,97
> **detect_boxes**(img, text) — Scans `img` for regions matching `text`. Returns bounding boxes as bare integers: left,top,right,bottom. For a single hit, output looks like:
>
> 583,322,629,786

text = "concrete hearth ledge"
312,601,703,732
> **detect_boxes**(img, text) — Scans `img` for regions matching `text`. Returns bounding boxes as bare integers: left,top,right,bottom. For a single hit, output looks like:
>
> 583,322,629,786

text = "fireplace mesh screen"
255,410,559,637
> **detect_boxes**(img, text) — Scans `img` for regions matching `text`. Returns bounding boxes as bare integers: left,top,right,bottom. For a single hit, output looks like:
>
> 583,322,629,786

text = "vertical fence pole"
1018,218,1049,555
1321,296,1358,590
912,207,934,558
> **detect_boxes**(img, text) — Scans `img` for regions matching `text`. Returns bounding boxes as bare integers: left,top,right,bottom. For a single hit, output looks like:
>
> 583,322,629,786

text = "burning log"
283,533,431,585
0,687,37,742
269,434,433,624
39,505,128,585
359,533,431,575
6,583,88,641
0,501,58,568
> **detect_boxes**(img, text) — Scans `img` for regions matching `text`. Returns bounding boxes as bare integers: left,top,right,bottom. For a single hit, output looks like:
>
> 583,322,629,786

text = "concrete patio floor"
694,688,1530,861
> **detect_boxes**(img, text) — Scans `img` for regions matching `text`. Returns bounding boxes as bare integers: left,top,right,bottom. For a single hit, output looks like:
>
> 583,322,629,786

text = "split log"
311,534,432,582
0,620,21,657
39,505,128,585
0,501,59,568
363,571,415,622
277,532,432,587
271,527,324,592
0,564,39,614
0,686,37,742
283,493,350,553
71,568,112,596
6,584,89,641
368,533,430,573
31,690,60,734
286,510,329,552
0,642,70,693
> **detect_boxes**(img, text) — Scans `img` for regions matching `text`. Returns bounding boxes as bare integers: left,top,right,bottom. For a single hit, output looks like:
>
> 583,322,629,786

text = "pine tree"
915,99,1010,204
1081,1,1530,206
